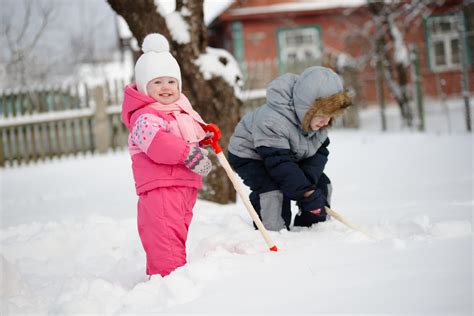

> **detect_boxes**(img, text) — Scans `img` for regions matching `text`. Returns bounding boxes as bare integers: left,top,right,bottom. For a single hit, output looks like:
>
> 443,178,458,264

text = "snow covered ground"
1,101,473,315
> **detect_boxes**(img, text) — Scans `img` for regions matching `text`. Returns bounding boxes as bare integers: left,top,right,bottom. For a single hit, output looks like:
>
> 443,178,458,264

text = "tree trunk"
368,1,413,127
339,66,361,128
108,0,241,203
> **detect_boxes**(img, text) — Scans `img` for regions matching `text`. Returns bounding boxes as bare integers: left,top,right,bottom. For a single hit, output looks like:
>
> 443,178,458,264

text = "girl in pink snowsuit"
121,33,212,277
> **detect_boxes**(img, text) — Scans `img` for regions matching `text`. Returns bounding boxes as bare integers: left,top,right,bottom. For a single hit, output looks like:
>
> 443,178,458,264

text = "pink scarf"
150,94,207,144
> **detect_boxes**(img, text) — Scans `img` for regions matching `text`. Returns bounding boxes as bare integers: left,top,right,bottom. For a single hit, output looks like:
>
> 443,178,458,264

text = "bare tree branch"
17,0,33,43
2,0,56,86
24,2,54,53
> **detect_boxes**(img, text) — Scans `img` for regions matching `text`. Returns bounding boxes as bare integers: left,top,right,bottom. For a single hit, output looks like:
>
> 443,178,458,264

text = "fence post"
457,11,472,132
94,86,110,154
376,39,387,131
0,129,4,167
410,44,425,132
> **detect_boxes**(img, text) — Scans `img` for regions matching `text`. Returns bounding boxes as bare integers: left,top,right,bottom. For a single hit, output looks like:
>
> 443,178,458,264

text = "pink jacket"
121,84,204,195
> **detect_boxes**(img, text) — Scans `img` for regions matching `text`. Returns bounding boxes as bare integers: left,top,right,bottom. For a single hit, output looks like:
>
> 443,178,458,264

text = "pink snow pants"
137,186,197,276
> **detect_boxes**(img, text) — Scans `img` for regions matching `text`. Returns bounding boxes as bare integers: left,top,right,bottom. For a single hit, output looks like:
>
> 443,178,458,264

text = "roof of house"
214,0,367,21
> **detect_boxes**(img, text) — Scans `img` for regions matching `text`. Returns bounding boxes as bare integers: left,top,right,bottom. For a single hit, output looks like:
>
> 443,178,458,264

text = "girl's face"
146,76,180,104
310,115,331,131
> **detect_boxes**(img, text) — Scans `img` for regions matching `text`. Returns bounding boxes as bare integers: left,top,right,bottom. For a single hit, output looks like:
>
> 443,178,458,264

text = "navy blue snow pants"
228,151,331,230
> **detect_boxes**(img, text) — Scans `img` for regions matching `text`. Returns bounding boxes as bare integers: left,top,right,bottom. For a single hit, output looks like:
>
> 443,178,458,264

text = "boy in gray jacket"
228,66,352,231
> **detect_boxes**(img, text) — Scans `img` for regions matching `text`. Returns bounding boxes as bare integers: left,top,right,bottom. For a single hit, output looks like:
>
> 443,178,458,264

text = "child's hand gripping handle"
200,123,278,252
201,123,222,154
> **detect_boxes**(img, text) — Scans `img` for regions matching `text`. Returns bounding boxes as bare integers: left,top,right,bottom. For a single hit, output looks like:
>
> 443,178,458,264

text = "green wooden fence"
0,80,128,167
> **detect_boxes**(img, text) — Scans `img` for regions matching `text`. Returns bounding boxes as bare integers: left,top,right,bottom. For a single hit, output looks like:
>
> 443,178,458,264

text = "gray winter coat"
228,66,343,160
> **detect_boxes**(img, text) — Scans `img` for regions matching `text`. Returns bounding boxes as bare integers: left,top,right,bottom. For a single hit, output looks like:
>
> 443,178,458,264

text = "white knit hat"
135,33,182,95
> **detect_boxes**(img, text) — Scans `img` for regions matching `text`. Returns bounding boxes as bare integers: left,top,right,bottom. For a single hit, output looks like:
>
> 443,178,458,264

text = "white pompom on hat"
135,33,182,95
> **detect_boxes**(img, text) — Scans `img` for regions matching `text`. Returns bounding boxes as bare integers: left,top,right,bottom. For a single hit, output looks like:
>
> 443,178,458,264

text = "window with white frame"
278,27,322,72
426,15,461,71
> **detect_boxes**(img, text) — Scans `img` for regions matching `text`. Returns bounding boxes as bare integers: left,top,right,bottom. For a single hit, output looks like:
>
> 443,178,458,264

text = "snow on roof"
227,0,366,16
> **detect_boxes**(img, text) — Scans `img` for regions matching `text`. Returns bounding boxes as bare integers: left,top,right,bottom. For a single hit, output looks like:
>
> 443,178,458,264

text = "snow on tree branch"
388,16,409,67
194,47,243,94
165,12,191,44
152,0,191,44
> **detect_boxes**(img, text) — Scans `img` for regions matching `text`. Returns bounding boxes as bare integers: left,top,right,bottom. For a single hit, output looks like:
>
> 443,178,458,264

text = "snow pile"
1,129,472,314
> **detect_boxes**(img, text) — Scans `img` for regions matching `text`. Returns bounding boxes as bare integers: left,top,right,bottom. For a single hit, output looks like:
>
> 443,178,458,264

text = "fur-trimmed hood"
301,91,352,132
292,66,351,131
265,66,351,132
